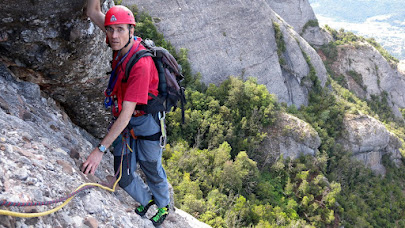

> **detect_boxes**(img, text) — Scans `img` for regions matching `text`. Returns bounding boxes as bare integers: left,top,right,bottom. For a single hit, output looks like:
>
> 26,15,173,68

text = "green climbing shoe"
135,199,155,217
150,205,169,226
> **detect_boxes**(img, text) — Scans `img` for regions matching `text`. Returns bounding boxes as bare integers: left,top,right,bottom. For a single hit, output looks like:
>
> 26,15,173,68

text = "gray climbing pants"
113,114,170,208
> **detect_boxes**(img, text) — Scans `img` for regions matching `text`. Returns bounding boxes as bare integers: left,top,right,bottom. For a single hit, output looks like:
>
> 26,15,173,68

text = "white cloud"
365,14,393,23
394,19,405,26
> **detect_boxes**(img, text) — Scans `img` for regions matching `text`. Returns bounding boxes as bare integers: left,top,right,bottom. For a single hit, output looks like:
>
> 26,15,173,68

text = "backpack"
123,39,186,122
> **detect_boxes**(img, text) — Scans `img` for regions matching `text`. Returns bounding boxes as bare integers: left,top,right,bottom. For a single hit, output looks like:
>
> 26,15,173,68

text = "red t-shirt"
109,38,159,117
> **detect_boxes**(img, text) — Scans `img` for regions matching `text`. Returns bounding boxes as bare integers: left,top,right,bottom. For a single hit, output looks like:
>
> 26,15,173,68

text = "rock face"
0,0,113,138
126,0,328,108
399,60,405,75
337,114,403,175
330,42,405,117
266,0,316,33
0,63,210,228
258,113,321,168
265,0,332,46
301,26,333,47
0,0,332,137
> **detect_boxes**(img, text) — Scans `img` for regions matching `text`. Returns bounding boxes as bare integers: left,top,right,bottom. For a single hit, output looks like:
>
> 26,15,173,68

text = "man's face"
105,24,132,51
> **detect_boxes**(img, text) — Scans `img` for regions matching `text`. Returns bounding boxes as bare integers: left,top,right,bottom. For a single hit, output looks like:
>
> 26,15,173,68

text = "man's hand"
81,101,136,175
82,148,104,175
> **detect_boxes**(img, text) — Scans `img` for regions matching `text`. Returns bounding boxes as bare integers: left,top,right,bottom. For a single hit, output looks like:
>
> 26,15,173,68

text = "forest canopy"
131,7,405,228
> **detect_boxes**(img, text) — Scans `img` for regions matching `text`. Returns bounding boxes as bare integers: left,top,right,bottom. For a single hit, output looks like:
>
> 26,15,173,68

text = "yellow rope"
0,140,133,218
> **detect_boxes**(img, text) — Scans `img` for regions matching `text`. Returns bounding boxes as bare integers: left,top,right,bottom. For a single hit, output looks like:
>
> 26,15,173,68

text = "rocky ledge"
0,63,210,228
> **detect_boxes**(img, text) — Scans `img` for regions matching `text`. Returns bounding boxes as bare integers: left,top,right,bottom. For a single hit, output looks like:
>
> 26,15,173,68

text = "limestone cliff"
266,0,317,33
265,0,332,46
337,114,403,175
329,42,405,118
125,0,328,108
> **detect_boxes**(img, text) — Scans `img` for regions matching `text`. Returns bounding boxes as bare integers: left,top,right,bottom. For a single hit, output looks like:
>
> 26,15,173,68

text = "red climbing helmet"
104,5,136,27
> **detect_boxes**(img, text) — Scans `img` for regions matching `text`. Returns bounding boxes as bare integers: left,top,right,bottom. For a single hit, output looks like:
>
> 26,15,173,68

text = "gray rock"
72,216,85,227
83,192,104,214
266,0,316,34
15,222,30,228
353,151,386,175
258,112,321,168
341,114,390,154
32,189,45,202
338,114,403,175
0,0,113,138
0,67,208,227
19,155,32,166
265,0,332,46
330,42,405,117
386,132,403,166
4,144,13,153
399,60,405,74
60,211,74,226
176,208,212,228
125,0,327,108
14,167,29,181
301,26,333,47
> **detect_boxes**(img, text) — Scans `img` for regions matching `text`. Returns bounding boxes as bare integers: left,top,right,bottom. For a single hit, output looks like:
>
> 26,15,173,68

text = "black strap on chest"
123,49,153,83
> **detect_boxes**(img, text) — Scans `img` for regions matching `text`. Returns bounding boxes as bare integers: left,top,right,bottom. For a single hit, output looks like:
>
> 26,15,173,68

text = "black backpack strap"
123,49,153,83
180,87,186,123
137,132,162,141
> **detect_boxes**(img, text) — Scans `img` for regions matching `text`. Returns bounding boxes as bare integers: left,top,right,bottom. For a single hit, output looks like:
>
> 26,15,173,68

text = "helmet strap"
117,29,132,54
123,30,131,49
121,26,133,50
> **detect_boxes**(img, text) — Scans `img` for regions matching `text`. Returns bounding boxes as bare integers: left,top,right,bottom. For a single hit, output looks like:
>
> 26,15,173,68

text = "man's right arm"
87,0,106,32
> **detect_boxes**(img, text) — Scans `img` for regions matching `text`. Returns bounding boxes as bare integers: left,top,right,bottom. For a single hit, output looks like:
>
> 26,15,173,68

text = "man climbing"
81,0,170,226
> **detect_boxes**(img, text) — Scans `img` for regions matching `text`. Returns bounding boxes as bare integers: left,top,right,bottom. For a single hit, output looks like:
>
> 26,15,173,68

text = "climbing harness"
124,112,167,149
0,137,133,218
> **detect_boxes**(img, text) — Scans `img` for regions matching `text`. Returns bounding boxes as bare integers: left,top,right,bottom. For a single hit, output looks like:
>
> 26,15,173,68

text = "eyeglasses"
105,26,127,34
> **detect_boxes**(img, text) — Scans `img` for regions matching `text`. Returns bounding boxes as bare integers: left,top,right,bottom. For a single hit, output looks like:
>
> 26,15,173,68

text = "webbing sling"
129,128,161,141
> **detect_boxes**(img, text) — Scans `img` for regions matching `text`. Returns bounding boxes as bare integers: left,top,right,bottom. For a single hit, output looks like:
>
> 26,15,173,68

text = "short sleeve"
123,56,157,105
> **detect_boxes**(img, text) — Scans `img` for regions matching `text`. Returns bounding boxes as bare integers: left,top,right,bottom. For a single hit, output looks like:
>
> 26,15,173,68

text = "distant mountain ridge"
309,0,404,22
309,0,405,60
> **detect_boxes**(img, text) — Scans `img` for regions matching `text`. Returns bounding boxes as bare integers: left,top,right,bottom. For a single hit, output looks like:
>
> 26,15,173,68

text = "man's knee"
139,160,166,184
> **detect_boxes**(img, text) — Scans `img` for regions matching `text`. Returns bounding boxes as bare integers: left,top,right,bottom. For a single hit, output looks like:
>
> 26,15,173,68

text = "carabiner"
158,111,166,121
159,135,167,149
104,97,113,109
158,111,167,149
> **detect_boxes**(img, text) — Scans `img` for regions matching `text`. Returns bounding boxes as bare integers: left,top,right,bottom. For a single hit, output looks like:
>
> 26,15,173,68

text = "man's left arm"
82,101,136,175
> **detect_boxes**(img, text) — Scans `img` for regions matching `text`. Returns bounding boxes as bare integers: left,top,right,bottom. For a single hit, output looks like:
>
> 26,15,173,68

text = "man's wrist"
97,144,107,153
